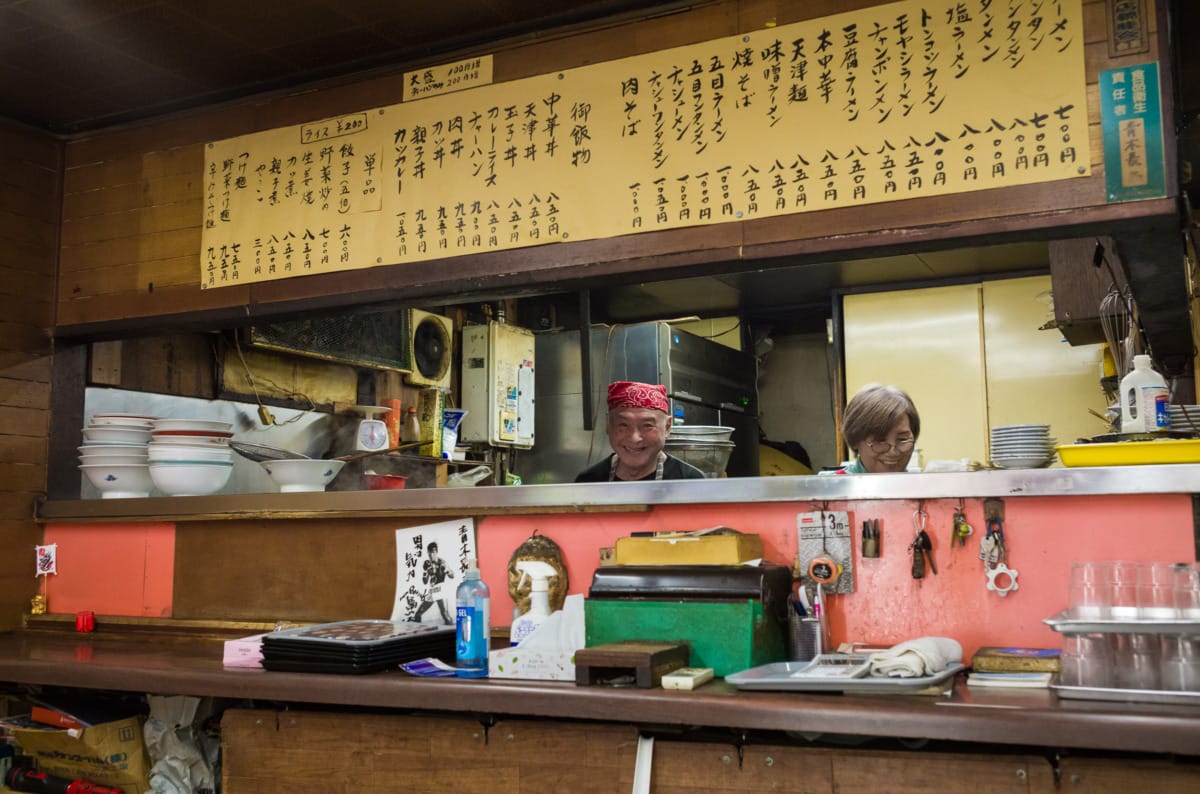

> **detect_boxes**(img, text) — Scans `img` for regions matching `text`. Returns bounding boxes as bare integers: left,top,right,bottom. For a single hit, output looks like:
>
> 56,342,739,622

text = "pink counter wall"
478,494,1195,657
40,493,1195,660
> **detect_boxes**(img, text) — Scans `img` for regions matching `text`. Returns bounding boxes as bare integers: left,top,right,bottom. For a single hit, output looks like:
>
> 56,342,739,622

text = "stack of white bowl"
147,418,235,496
1168,404,1200,434
79,414,157,498
990,423,1056,469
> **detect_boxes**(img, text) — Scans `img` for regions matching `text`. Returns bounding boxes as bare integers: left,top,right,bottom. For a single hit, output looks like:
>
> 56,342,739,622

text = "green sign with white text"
1100,62,1165,203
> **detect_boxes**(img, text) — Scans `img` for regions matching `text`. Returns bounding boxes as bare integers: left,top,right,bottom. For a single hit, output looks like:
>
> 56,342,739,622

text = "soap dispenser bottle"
509,560,557,646
455,562,490,678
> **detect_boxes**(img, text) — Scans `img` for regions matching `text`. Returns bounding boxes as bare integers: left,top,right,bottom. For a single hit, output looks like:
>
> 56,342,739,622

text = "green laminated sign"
1100,62,1165,203
584,599,785,678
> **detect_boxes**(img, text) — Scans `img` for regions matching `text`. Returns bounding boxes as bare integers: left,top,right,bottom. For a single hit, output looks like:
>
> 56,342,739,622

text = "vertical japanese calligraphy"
202,0,1092,289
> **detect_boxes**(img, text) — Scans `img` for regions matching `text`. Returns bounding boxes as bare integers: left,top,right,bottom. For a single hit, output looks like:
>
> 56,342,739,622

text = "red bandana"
607,381,670,414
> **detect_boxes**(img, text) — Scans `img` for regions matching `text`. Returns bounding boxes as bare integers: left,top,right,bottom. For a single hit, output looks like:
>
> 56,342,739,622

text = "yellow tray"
1055,439,1200,467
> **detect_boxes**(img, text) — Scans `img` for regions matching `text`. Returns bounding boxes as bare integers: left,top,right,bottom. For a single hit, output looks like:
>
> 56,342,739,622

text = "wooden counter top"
1,631,1197,756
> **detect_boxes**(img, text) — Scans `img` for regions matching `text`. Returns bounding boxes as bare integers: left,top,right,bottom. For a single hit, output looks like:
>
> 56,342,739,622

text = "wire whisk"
1099,284,1133,379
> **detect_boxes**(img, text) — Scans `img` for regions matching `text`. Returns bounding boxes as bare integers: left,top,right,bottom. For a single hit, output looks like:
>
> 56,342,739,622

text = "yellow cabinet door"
844,276,1107,468
983,276,1107,446
844,283,988,466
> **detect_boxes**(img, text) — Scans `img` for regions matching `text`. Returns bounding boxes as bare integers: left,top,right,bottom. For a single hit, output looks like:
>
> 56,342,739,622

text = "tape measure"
808,556,843,584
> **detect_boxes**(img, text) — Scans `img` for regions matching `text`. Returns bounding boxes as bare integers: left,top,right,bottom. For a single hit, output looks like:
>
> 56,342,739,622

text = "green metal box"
584,599,786,678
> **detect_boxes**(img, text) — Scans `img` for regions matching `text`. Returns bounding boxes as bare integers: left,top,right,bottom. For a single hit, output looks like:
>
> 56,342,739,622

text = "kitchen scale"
348,405,392,452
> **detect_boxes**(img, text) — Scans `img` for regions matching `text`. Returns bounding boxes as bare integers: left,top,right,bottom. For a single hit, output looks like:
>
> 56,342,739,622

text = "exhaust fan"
405,309,453,389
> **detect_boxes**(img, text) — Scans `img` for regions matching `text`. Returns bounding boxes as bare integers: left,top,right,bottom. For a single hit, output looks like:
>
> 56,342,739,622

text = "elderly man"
575,381,706,482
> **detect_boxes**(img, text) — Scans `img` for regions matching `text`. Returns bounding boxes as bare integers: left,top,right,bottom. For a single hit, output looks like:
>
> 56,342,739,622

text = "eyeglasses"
865,437,916,455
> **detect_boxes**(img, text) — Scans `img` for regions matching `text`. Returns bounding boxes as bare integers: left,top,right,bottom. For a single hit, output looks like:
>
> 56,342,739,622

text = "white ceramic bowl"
89,414,157,428
259,459,346,492
149,460,233,496
150,431,232,446
78,443,149,456
81,425,152,444
147,443,234,462
80,452,148,466
79,463,153,498
152,418,234,434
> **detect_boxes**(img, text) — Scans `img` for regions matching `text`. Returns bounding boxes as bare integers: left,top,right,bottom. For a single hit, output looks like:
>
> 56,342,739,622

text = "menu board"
201,0,1090,288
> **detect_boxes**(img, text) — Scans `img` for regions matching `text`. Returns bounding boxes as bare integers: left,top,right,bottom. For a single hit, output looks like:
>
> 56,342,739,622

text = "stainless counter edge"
37,464,1200,522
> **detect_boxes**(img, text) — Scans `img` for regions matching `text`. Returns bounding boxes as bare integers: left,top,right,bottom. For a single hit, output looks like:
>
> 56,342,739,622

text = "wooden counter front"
1,631,1197,757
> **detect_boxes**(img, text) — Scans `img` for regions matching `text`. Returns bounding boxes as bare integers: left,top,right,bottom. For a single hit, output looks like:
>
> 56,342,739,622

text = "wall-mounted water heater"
460,321,535,449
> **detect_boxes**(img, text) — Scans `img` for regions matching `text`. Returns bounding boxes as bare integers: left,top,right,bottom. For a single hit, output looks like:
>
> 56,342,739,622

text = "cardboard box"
7,716,150,793
416,388,444,460
614,532,763,565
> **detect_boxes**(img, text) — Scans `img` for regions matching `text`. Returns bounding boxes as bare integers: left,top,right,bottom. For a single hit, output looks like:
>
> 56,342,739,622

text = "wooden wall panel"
171,518,413,622
53,0,1160,333
222,710,637,794
0,120,60,631
223,709,1200,793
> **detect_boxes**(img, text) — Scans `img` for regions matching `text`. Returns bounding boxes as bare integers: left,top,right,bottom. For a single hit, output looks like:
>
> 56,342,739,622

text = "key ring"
912,505,927,538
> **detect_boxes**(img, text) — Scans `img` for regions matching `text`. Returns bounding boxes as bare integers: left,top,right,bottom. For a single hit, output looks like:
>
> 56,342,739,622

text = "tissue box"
488,594,584,681
614,533,762,565
488,647,576,681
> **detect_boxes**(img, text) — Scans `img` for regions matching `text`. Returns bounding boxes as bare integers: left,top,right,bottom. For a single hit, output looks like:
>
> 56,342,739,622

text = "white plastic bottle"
455,563,490,677
509,560,557,646
1119,354,1169,434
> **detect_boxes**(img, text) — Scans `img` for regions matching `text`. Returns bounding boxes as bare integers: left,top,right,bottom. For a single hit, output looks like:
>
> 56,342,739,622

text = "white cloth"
868,636,962,678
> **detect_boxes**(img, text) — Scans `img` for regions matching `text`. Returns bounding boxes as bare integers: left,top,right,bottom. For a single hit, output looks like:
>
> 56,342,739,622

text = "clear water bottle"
455,563,490,678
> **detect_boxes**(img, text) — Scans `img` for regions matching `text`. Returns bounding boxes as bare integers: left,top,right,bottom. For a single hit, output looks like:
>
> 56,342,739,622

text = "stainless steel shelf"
37,464,1200,523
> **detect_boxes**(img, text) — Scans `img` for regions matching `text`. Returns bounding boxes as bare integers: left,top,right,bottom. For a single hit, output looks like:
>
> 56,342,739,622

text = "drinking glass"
1174,564,1200,620
1113,633,1160,690
1139,563,1180,619
1109,561,1140,620
1160,635,1200,692
1068,562,1112,619
1058,633,1112,687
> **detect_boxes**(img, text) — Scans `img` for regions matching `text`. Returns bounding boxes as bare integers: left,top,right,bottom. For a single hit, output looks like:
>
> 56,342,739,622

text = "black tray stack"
261,619,455,674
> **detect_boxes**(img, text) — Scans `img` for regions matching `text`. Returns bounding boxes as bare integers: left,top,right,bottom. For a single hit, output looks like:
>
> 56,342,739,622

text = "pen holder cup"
788,614,823,662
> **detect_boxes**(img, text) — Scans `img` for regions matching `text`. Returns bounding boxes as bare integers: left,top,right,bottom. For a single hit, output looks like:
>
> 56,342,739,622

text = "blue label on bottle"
456,605,474,656
1154,395,1169,429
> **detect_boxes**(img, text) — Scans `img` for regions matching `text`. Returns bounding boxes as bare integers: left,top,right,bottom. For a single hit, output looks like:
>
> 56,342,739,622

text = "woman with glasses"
837,384,921,474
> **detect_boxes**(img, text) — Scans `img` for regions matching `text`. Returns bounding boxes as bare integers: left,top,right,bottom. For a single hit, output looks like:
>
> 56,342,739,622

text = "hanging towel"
868,636,963,678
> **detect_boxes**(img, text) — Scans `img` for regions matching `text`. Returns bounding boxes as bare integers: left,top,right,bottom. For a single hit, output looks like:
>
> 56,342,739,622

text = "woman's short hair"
842,384,920,450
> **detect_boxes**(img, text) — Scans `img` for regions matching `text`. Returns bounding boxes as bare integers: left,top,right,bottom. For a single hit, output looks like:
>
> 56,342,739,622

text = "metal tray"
1051,683,1200,706
1044,611,1200,635
725,662,965,693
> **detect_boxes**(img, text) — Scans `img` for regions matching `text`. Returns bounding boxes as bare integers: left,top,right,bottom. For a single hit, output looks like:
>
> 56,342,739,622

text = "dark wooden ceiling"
0,0,686,136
